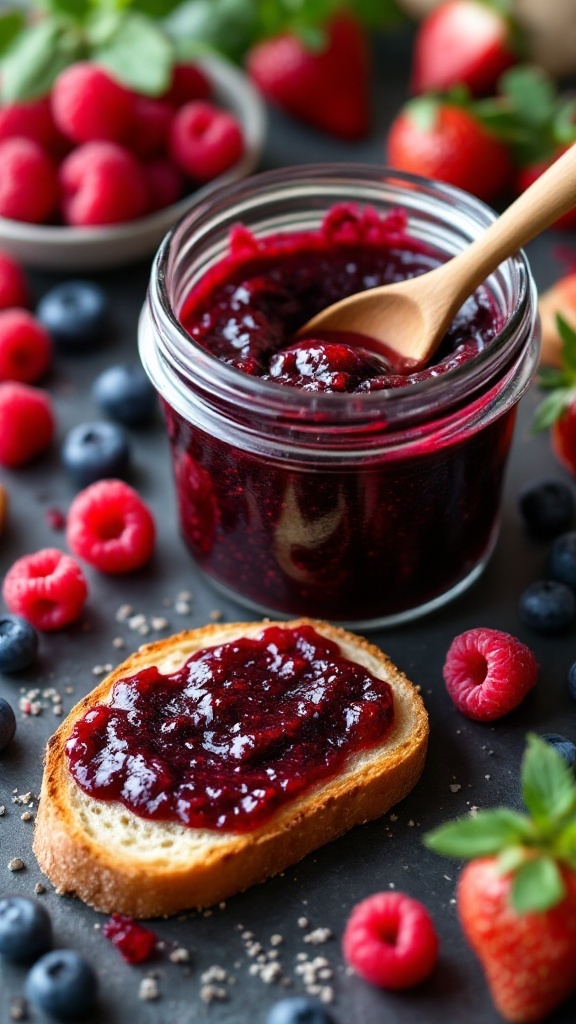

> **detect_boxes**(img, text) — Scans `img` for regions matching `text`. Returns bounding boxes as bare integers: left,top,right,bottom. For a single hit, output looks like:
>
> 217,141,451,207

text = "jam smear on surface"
103,914,157,963
181,204,499,392
66,625,394,832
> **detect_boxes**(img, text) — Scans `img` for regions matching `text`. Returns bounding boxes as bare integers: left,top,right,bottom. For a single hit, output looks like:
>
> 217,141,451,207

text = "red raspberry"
0,252,28,309
0,309,51,384
163,63,212,108
51,62,134,144
169,101,244,183
0,138,59,224
443,627,539,721
66,479,155,574
2,548,88,630
131,97,173,158
60,142,149,226
0,382,54,467
144,158,184,210
342,892,439,989
0,97,61,153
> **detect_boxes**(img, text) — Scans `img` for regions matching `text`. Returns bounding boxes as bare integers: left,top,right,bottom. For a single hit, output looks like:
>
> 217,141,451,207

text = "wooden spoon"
297,144,576,371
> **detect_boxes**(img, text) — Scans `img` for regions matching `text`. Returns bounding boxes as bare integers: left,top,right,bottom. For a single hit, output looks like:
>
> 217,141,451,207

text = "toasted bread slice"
34,618,428,918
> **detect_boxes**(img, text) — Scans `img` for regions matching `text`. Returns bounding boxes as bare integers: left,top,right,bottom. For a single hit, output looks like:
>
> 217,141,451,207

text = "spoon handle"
443,142,576,307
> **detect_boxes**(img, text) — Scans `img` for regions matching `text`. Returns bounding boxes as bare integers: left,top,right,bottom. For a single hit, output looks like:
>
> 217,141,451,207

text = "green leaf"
553,98,576,147
537,367,571,391
558,313,576,374
165,0,258,64
522,734,576,825
40,0,92,20
498,65,557,127
0,20,77,102
405,97,440,134
84,9,124,46
130,0,183,17
424,809,531,859
532,389,572,432
554,820,576,866
94,11,174,96
0,10,26,59
510,855,566,913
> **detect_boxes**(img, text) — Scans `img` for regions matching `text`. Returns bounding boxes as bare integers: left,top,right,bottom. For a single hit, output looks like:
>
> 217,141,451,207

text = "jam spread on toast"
66,624,395,832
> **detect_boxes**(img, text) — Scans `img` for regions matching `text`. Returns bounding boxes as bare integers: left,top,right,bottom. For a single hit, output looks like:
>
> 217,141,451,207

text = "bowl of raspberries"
0,55,265,270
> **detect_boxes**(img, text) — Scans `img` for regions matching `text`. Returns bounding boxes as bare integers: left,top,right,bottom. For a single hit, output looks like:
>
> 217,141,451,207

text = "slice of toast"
33,618,429,918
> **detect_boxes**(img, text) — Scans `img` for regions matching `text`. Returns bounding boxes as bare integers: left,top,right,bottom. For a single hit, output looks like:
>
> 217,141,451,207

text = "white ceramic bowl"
0,54,266,271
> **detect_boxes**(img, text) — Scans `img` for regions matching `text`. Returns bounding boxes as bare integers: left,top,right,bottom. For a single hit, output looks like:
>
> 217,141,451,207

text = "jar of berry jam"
139,164,539,627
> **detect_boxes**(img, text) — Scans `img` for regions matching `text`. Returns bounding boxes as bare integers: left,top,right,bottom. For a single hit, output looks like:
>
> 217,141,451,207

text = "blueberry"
26,949,98,1019
519,580,576,635
540,733,576,768
92,364,157,427
0,697,16,751
61,421,130,487
37,281,108,352
265,998,335,1024
0,897,52,963
0,615,38,672
518,478,575,540
549,531,576,591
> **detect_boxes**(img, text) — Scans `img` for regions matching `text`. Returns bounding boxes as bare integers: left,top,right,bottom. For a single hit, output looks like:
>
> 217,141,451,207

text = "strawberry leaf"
532,389,572,432
522,733,576,825
498,65,556,127
537,367,572,391
406,97,440,134
510,855,566,913
557,313,576,373
424,809,531,858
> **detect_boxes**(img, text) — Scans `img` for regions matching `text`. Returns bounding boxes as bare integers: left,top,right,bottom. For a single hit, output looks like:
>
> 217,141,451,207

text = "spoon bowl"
298,143,576,370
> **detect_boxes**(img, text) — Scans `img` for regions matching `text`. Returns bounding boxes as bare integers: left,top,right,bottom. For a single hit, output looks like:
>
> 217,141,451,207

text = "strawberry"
386,98,513,203
534,314,576,475
411,0,518,97
538,272,576,368
426,735,576,1022
246,12,370,140
517,148,576,231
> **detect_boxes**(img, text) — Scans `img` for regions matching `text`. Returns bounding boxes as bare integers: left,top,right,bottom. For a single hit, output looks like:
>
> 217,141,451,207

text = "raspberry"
0,382,54,467
0,138,59,224
163,63,212,108
144,158,184,210
169,101,244,183
0,252,28,309
60,142,149,226
51,62,134,144
131,97,172,158
0,97,61,153
443,627,539,721
2,548,88,631
0,310,51,384
66,479,155,574
342,892,439,989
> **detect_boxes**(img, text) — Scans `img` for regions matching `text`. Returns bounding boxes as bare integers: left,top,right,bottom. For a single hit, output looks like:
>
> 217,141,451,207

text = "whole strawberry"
386,98,513,203
246,12,370,140
534,314,576,475
426,735,576,1022
538,273,576,369
411,0,518,97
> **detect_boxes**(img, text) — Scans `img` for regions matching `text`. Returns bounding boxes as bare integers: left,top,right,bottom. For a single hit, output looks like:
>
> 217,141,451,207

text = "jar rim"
147,163,535,425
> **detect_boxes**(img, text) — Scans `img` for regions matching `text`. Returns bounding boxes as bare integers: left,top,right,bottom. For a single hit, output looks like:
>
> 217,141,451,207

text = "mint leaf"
0,20,76,102
94,11,173,95
0,10,26,58
165,0,258,63
522,734,576,824
558,314,576,374
532,389,572,432
424,809,531,858
510,855,566,913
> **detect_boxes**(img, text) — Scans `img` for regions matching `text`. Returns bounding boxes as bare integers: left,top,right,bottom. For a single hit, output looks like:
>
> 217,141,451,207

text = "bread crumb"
112,637,125,650
20,811,32,822
115,604,133,622
9,997,27,1021
0,805,5,816
34,883,46,894
176,590,192,601
8,858,25,871
297,916,309,929
303,928,332,945
209,609,223,621
139,977,160,1001
450,784,462,793
175,601,191,615
151,617,168,631
169,947,190,964
201,966,227,984
270,934,283,946
200,984,227,1003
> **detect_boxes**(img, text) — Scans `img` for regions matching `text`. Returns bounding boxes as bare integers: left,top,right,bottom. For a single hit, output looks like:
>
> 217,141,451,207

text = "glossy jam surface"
103,915,157,963
66,625,394,832
181,205,498,392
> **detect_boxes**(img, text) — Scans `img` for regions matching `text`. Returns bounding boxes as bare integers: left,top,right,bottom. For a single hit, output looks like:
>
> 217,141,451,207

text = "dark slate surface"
2,29,576,1024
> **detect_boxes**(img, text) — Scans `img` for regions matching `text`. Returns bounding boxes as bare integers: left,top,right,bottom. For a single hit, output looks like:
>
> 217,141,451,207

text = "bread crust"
33,618,429,918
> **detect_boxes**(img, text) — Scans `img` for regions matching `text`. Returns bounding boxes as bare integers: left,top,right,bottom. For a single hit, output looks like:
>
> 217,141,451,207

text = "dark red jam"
66,625,394,832
160,202,523,622
181,205,498,392
103,914,157,963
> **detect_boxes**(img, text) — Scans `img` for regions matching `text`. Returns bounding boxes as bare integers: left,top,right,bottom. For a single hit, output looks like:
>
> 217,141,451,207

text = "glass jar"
139,164,540,628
